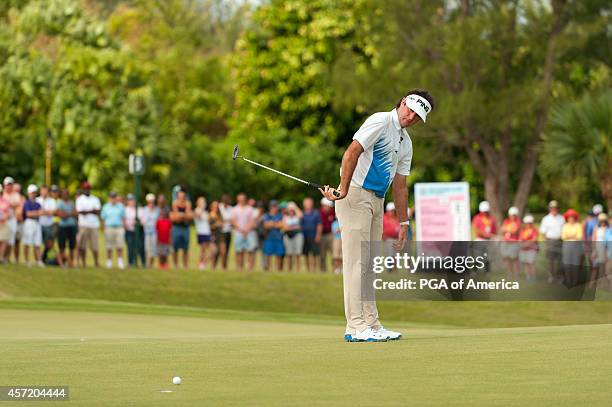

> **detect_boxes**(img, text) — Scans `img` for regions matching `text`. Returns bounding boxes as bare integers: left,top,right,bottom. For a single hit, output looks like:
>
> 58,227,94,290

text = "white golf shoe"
376,326,402,340
350,327,388,342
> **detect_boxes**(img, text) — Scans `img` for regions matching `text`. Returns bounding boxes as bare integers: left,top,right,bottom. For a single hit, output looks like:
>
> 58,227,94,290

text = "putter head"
232,145,239,160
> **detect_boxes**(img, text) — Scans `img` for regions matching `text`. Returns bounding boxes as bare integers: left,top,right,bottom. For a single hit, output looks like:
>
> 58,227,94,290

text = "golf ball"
172,376,181,385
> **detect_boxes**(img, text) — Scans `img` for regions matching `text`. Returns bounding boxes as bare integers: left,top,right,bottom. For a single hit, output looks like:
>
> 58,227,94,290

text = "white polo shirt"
350,109,413,198
539,213,565,239
76,194,101,228
36,196,56,227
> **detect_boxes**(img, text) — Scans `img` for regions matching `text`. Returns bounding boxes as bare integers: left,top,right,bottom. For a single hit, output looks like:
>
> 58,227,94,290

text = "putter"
232,145,340,198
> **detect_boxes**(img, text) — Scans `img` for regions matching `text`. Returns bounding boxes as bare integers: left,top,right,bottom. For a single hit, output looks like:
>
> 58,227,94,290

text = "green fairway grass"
2,265,612,327
2,265,612,406
1,308,611,406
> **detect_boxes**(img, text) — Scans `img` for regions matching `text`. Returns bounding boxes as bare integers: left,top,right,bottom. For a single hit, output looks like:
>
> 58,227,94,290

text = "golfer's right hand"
319,185,345,201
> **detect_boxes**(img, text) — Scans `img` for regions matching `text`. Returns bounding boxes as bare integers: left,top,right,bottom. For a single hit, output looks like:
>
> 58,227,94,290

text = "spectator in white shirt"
218,194,233,269
36,185,57,261
75,181,101,267
539,200,565,283
194,197,213,270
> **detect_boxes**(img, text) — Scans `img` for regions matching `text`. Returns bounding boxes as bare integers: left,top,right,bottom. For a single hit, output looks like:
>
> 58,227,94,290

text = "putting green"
1,308,611,406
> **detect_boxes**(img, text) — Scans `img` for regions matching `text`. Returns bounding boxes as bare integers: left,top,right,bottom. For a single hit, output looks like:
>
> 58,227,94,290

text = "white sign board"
414,182,471,241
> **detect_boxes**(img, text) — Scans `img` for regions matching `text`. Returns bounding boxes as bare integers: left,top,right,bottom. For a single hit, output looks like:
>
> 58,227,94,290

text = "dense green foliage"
0,0,609,212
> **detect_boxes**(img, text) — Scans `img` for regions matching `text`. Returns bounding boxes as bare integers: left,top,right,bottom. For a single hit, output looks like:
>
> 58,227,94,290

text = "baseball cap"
405,94,432,123
287,201,297,210
279,201,288,209
27,184,38,194
145,193,156,202
385,202,396,212
269,199,279,207
523,214,534,224
597,213,608,222
320,197,333,207
126,193,135,200
592,204,603,215
50,185,59,192
508,206,519,216
479,201,490,213
3,176,14,186
548,200,558,208
81,181,91,189
109,191,117,198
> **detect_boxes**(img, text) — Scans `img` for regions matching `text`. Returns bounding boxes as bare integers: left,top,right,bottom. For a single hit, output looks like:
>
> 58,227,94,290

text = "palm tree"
542,91,612,210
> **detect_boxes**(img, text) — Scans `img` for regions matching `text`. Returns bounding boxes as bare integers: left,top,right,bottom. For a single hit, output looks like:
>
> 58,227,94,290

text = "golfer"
320,90,434,342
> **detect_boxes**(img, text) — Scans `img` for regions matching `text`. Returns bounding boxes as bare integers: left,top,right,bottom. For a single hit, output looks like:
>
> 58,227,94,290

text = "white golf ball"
172,376,182,385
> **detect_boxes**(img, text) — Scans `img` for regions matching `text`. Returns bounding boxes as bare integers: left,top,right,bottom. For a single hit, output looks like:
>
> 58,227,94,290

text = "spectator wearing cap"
583,204,604,268
22,184,44,267
472,201,497,273
101,192,126,269
590,213,609,290
472,201,497,240
56,189,78,267
383,202,400,264
301,198,322,272
539,200,565,283
262,200,284,271
518,215,538,282
230,193,257,271
76,182,101,267
3,177,24,263
501,207,521,280
124,194,145,267
383,202,400,240
36,185,57,261
319,198,335,272
194,197,213,270
282,201,303,272
561,209,583,287
170,189,193,269
139,193,160,267
0,184,10,263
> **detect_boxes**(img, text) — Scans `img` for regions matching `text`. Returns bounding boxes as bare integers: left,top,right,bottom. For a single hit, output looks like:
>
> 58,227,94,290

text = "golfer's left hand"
319,185,346,201
393,224,409,251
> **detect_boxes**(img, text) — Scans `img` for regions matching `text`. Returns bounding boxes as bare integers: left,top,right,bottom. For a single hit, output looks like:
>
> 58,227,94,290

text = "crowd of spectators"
1,175,610,287
472,200,612,288
0,177,359,273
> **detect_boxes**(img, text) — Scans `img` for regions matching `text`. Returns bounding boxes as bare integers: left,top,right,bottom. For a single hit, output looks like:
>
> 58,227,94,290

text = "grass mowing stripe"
2,265,612,328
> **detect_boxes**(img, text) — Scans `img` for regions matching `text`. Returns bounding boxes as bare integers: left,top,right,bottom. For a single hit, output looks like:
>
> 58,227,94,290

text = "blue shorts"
197,234,212,244
233,231,257,253
263,238,285,257
172,225,190,251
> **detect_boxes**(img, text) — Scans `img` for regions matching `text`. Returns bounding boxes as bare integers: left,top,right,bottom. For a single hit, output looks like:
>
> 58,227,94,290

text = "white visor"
405,94,431,122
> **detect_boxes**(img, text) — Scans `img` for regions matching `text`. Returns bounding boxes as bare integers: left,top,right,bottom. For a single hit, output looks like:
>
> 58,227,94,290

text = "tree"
341,0,611,219
541,91,612,210
229,0,378,198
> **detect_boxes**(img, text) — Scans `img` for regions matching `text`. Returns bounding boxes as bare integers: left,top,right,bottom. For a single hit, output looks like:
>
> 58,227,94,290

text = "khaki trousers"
335,185,383,334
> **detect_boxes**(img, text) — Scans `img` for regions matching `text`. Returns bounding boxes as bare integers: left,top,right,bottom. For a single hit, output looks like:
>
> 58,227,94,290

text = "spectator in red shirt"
501,206,521,279
319,198,336,272
156,209,172,269
383,202,400,240
472,201,497,240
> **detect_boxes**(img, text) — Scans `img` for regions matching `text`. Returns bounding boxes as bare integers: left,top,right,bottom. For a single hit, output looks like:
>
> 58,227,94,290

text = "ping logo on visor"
405,94,432,122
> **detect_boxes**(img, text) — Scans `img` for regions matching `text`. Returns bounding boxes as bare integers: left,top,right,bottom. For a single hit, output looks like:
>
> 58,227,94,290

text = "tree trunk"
513,0,566,213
